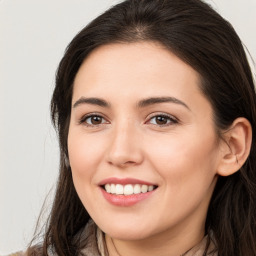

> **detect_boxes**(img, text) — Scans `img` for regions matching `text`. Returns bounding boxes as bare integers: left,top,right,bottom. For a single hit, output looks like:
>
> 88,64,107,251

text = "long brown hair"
28,0,256,255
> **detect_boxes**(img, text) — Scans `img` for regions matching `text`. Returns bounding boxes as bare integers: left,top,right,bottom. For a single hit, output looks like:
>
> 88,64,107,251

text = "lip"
98,177,157,186
98,177,158,207
100,186,156,207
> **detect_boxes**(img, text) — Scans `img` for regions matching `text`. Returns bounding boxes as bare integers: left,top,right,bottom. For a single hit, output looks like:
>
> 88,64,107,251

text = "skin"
68,42,226,256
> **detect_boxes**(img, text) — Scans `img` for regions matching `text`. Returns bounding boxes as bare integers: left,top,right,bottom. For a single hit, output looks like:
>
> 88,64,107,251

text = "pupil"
92,116,102,124
156,116,167,125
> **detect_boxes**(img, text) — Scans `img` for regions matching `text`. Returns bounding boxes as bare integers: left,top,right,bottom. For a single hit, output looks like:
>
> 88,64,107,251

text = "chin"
98,220,157,241
108,229,151,241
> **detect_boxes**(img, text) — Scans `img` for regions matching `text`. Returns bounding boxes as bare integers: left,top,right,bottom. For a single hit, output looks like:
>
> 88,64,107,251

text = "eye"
80,114,108,126
147,114,178,126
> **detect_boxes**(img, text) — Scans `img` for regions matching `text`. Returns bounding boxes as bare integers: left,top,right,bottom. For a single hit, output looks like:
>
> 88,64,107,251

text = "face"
68,42,221,241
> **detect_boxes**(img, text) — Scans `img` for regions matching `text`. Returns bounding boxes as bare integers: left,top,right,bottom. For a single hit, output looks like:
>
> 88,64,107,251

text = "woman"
16,0,256,255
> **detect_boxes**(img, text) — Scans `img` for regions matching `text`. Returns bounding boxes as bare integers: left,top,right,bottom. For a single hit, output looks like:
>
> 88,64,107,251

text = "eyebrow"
73,96,190,110
73,97,110,108
137,97,190,110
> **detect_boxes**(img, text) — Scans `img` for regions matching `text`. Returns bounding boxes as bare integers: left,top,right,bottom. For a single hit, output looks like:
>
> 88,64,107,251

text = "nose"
106,121,144,168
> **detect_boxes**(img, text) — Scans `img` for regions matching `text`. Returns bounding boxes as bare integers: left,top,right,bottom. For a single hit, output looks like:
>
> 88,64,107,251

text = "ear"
217,117,252,177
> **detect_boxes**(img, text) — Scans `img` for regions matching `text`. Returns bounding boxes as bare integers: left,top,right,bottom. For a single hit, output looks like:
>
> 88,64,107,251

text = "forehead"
73,42,200,95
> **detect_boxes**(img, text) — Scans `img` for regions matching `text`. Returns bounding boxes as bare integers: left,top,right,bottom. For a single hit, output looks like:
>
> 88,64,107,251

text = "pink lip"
100,187,156,207
98,177,156,186
98,177,157,207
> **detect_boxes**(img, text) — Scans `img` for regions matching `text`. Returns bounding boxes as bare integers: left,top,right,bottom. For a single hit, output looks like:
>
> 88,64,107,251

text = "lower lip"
100,187,156,207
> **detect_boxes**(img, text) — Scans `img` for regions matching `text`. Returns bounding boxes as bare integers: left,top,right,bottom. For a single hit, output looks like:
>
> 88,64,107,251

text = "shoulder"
4,252,27,256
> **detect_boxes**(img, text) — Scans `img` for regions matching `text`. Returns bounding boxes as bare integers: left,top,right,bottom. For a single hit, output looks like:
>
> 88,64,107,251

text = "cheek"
67,130,107,214
146,129,219,189
67,130,105,183
145,132,219,225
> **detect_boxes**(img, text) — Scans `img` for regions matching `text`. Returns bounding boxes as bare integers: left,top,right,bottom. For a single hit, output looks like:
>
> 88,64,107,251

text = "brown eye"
90,116,103,125
148,114,177,126
155,116,169,125
83,115,107,126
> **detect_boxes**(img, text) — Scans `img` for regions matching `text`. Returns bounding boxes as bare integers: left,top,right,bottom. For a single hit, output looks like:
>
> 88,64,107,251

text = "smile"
99,178,158,206
104,184,156,195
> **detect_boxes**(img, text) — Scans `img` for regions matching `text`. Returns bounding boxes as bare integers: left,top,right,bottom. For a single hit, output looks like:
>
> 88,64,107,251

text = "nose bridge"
107,117,143,167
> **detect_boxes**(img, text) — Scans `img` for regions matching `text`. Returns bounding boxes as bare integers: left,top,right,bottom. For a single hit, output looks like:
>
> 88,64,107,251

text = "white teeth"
133,184,141,194
141,185,148,193
105,184,111,193
104,184,156,195
115,184,124,195
110,184,116,194
148,185,154,192
124,184,133,195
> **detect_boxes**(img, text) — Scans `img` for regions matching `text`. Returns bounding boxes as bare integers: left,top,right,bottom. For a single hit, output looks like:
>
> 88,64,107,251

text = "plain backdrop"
0,0,255,254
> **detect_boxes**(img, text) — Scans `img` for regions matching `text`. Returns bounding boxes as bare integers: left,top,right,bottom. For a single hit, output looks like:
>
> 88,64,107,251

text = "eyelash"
79,113,108,127
79,113,178,127
146,113,178,126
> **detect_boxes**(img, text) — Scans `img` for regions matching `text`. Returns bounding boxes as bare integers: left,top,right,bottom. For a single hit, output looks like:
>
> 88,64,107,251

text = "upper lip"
98,177,157,186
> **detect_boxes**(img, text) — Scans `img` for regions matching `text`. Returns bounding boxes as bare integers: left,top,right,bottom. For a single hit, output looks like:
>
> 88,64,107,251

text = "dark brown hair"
28,0,256,255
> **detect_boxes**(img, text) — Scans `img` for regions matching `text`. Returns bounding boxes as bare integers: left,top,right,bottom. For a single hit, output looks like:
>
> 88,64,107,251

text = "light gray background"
0,0,255,254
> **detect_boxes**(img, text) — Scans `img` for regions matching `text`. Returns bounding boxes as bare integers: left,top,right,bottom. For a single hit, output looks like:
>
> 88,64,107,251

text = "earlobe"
217,117,252,177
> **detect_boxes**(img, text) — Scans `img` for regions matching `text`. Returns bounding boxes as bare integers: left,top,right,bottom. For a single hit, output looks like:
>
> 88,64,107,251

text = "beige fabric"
9,220,217,256
4,253,25,256
81,220,218,256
